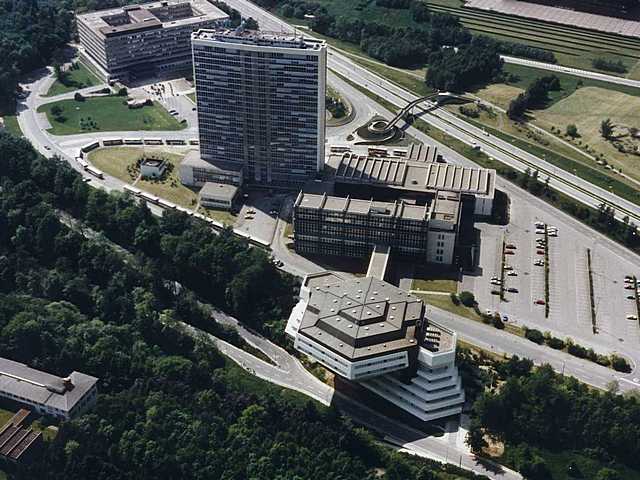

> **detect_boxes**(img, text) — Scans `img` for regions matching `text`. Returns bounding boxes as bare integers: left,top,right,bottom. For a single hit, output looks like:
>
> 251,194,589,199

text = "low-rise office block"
77,0,228,82
199,181,239,210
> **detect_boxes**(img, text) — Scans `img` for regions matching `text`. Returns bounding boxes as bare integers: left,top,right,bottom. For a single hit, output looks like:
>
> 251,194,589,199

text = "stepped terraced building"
77,0,228,82
286,272,465,422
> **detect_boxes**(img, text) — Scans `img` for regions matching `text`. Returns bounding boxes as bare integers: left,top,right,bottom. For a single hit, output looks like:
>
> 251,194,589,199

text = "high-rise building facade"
191,29,327,189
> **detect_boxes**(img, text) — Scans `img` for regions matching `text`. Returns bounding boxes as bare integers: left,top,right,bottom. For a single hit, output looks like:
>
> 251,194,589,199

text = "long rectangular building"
77,0,228,82
0,358,98,421
293,192,461,265
327,150,495,216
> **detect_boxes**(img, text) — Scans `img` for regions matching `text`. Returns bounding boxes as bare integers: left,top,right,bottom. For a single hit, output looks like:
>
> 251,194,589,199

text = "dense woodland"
0,132,499,480
273,0,554,91
468,361,640,479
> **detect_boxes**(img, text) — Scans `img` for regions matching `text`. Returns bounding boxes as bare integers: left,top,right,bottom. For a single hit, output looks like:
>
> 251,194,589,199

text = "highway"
224,0,640,224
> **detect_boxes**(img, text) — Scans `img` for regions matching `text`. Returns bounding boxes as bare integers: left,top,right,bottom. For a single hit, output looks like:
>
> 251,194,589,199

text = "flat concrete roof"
200,181,238,200
295,193,430,222
77,0,228,38
328,150,495,198
0,357,97,414
182,150,242,175
192,28,326,50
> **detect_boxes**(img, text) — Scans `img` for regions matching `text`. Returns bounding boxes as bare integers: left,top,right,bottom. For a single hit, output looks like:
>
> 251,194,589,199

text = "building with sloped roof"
0,358,98,420
286,272,465,422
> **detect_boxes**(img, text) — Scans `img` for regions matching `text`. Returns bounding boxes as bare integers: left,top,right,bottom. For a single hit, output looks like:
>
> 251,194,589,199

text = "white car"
535,229,545,235
507,271,518,276
626,315,638,320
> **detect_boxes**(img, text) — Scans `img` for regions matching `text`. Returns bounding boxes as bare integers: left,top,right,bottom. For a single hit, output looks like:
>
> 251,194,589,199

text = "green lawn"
2,114,22,137
45,62,100,97
416,293,483,322
0,408,14,426
501,64,640,107
186,92,195,103
89,147,237,225
411,279,458,293
38,96,186,135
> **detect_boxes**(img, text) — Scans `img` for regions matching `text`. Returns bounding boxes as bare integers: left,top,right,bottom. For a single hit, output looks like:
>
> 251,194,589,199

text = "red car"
535,299,545,305
537,250,545,255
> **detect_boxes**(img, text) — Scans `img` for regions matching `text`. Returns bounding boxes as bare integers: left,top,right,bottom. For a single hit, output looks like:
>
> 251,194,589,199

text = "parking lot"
463,194,640,353
233,191,284,244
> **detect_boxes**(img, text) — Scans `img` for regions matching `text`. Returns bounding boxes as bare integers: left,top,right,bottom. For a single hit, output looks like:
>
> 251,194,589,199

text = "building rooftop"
295,192,448,223
182,150,242,174
77,0,228,38
0,358,97,414
192,28,326,50
298,273,455,360
141,158,166,168
327,150,495,198
199,181,238,200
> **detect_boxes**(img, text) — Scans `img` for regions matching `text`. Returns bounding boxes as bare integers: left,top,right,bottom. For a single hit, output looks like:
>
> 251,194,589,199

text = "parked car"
627,295,636,300
491,280,502,285
491,290,500,295
625,285,636,290
534,260,544,266
537,250,545,255
534,221,545,228
507,271,518,276
505,250,515,255
507,287,519,293
548,232,558,237
535,229,545,235
535,299,545,305
506,244,516,249
626,315,638,320
504,265,513,271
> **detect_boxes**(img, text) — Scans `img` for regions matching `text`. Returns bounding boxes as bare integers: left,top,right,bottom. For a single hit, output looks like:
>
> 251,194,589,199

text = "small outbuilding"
140,157,167,179
199,181,239,211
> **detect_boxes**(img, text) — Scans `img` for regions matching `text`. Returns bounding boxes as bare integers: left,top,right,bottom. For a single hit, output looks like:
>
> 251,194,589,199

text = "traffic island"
587,249,597,334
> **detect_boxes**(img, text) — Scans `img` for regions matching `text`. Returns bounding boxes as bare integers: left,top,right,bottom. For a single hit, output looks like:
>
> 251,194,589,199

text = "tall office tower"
191,29,327,189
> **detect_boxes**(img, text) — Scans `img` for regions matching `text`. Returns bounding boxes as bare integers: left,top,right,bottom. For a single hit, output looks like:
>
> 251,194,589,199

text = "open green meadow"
45,62,100,97
38,96,186,135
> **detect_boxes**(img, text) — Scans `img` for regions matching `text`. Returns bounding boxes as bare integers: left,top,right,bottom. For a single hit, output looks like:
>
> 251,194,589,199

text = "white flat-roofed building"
191,28,326,189
77,0,228,82
0,358,98,420
286,272,464,422
199,181,239,210
179,150,243,187
140,157,167,178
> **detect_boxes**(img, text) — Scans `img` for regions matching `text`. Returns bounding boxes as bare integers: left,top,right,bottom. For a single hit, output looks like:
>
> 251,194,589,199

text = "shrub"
458,291,475,307
524,328,544,344
118,87,128,96
611,355,631,373
450,293,460,305
567,343,588,358
566,124,578,138
545,336,565,350
492,315,505,329
74,92,85,102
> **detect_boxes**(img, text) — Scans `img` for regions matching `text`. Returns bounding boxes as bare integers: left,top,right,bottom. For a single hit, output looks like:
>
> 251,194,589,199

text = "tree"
51,105,63,117
74,92,85,102
596,468,622,480
117,87,128,97
243,17,259,30
458,291,475,307
600,118,614,140
466,421,487,452
566,124,578,138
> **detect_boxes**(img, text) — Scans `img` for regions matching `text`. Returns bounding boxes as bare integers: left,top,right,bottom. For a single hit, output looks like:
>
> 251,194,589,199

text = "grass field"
416,293,483,322
412,279,458,293
38,96,186,135
533,87,640,182
45,63,100,97
89,147,236,225
187,92,195,103
426,0,640,72
472,83,524,110
2,114,22,137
